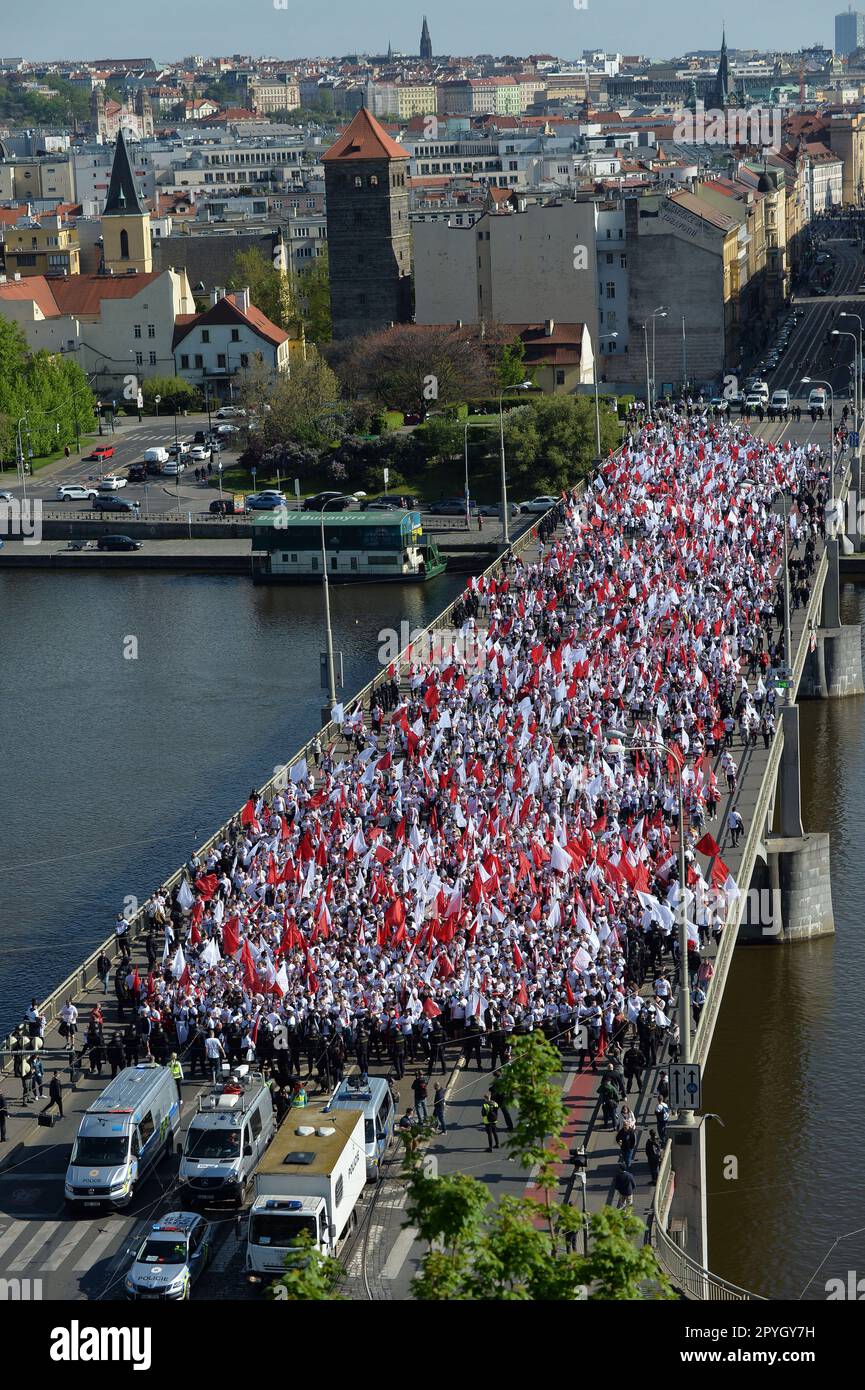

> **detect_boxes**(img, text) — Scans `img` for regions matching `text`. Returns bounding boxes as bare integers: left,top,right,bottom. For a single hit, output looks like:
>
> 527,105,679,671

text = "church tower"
323,107,411,340
420,16,433,61
710,29,731,109
100,130,152,274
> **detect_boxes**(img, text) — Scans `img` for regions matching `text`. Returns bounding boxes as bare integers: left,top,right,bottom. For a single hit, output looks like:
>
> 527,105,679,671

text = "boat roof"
250,510,420,529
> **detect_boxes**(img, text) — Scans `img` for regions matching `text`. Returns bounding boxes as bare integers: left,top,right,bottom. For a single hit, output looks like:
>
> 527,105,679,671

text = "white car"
0,490,17,503
189,445,209,461
771,390,790,410
162,461,186,476
97,475,127,491
216,406,245,419
520,495,558,514
57,484,98,501
744,393,765,409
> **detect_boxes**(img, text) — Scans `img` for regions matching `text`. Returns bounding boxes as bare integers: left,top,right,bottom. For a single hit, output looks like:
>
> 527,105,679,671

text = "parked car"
477,501,521,518
97,534,142,551
92,496,138,513
303,491,347,512
57,484,98,500
89,445,115,462
360,494,417,512
427,497,477,516
0,490,15,503
215,406,245,419
245,491,288,511
209,498,239,515
97,474,127,490
520,495,559,514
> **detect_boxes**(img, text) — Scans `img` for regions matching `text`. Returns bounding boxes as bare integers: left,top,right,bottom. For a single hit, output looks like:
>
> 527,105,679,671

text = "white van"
180,1070,275,1205
808,388,828,411
326,1075,394,1181
752,380,769,403
64,1064,180,1209
770,390,790,410
143,447,170,465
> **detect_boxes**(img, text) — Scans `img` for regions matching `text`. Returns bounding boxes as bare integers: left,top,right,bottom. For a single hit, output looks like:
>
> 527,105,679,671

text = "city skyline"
0,0,842,63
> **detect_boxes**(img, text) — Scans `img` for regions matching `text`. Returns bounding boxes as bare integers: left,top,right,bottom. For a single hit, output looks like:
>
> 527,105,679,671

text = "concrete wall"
799,625,865,699
771,834,835,941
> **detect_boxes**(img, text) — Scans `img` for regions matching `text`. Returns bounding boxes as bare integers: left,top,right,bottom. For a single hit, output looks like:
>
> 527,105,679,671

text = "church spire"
420,15,432,61
103,129,146,217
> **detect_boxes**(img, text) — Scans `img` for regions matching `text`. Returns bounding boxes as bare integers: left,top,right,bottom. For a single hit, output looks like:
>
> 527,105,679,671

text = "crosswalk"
0,1215,124,1280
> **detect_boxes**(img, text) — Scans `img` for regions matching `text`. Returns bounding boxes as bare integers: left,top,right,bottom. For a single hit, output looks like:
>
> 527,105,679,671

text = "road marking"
73,1222,120,1272
381,1223,418,1280
41,1222,93,1272
0,1221,29,1260
8,1221,62,1270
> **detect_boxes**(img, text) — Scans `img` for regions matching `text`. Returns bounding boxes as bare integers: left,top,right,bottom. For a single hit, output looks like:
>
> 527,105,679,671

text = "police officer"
169,1052,184,1094
489,1070,513,1131
481,1093,500,1151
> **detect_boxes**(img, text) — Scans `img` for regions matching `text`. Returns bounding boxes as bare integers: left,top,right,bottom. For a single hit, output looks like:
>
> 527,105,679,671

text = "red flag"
695,832,721,857
422,997,441,1018
222,916,239,955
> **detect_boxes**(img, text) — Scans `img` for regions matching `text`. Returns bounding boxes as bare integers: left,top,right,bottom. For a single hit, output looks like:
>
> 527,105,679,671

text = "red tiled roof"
172,292,288,350
0,275,60,317
52,272,165,316
322,106,408,163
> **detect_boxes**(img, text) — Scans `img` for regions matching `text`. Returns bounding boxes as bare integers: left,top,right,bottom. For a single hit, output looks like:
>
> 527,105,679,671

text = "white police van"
326,1075,394,1181
64,1064,180,1209
180,1069,275,1205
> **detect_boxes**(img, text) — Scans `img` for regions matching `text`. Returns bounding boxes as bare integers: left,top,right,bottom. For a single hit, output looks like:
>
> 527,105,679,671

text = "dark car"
209,498,238,515
97,534,142,551
92,496,137,513
361,494,418,512
427,497,477,516
302,490,349,512
193,430,208,445
127,464,147,483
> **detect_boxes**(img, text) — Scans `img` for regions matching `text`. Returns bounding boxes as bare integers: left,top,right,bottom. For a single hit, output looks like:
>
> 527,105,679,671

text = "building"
322,107,412,340
246,78,301,115
0,154,75,203
91,88,154,141
420,16,433,62
172,288,295,403
100,130,153,275
2,212,80,278
836,9,865,57
511,320,595,391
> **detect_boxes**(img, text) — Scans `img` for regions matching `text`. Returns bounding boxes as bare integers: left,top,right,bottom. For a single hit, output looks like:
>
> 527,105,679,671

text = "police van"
180,1068,275,1205
64,1064,180,1209
326,1075,394,1181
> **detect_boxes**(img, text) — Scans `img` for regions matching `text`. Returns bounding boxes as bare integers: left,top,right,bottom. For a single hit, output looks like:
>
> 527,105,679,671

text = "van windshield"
73,1135,128,1166
250,1213,317,1246
185,1126,241,1160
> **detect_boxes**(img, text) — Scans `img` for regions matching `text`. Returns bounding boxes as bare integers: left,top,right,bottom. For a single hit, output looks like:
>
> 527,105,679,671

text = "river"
706,582,865,1300
0,569,463,1038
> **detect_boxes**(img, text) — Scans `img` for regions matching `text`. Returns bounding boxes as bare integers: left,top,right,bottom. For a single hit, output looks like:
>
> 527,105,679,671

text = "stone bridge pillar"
800,539,865,698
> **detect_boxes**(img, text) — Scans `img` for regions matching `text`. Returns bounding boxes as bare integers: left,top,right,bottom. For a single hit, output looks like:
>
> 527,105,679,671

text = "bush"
142,376,202,415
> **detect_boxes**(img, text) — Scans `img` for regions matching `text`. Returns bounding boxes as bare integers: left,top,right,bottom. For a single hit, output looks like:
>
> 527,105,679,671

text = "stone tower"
420,16,433,61
323,107,411,340
101,130,152,274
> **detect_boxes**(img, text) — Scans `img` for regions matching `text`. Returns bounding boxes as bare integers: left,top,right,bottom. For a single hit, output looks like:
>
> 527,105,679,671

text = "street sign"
669,1062,702,1111
850,431,860,447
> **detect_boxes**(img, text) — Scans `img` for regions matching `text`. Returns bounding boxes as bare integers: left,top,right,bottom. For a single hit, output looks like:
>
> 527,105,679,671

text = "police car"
124,1212,211,1300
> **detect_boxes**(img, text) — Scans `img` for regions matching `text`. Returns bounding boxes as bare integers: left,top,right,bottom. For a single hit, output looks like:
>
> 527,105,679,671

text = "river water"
2,569,864,1298
706,583,865,1300
0,569,462,1038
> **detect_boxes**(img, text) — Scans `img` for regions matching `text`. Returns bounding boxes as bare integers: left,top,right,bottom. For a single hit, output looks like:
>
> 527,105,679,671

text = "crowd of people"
4,410,835,1156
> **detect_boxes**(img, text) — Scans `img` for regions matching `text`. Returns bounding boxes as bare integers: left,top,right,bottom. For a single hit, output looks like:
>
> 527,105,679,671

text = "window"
138,1113,155,1146
369,174,379,187
240,354,249,368
555,369,566,385
201,330,210,343
147,324,155,338
335,1174,344,1207
180,354,189,369
135,351,144,366
606,282,615,299
354,175,362,188
606,253,613,264
249,1107,262,1142
217,354,226,368
194,354,203,369
149,352,157,366
120,229,129,259
231,329,240,342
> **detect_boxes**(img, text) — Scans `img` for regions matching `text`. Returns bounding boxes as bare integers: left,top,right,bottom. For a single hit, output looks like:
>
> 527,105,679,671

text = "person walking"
599,1072,622,1129
42,1071,64,1120
614,1159,637,1208
481,1092,500,1151
205,1033,226,1082
433,1082,447,1134
490,1069,514,1131
646,1128,662,1186
616,1108,638,1170
623,1040,646,1095
96,951,112,995
728,808,745,847
411,1071,429,1123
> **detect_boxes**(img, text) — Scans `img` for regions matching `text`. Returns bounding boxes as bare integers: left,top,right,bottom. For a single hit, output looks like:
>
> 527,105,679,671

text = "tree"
141,376,201,415
267,1230,345,1301
226,247,295,332
497,336,531,391
242,347,347,459
402,1033,674,1301
296,250,332,344
338,325,493,421
417,416,464,463
503,394,619,493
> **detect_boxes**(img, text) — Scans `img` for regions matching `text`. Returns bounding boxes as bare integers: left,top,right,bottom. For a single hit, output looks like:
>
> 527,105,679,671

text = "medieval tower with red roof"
323,106,412,340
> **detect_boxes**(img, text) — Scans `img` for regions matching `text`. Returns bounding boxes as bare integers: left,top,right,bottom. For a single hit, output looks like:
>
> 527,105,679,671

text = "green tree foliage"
0,76,91,126
339,325,493,421
266,1230,345,1301
416,416,464,463
502,394,619,493
141,376,201,415
402,1034,674,1301
0,323,95,463
241,347,347,460
227,246,295,331
497,336,531,390
296,249,332,344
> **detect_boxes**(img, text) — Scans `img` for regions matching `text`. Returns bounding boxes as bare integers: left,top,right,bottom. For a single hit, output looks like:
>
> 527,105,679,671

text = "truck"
245,1100,365,1282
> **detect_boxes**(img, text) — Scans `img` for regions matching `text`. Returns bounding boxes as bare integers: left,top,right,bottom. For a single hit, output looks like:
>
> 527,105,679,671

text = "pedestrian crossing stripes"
0,1217,122,1277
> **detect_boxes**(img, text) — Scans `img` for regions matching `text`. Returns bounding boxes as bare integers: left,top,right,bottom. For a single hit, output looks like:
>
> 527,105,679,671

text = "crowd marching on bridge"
6,411,835,1165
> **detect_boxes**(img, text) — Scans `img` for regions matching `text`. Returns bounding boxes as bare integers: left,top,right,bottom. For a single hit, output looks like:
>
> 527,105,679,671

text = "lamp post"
832,329,859,423
154,394,161,419
593,332,617,455
641,308,666,418
319,495,344,726
463,419,492,530
839,312,863,425
498,381,532,545
606,727,691,1067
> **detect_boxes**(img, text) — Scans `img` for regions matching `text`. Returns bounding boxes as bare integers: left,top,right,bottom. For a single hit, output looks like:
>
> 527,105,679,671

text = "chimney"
236,286,250,314
544,318,555,336
210,287,220,306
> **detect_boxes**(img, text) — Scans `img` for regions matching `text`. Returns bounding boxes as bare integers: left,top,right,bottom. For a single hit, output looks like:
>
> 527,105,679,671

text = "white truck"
245,1100,365,1282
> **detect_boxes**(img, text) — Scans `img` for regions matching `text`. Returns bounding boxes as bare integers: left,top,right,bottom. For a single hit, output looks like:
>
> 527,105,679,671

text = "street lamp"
319,495,344,726
593,332,617,455
641,308,667,419
840,312,863,424
606,726,691,1067
832,330,859,423
154,394,161,418
463,419,492,531
498,381,532,546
